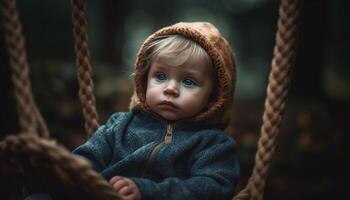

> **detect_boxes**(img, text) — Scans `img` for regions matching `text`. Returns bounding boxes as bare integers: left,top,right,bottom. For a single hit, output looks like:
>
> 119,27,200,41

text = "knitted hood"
129,22,236,128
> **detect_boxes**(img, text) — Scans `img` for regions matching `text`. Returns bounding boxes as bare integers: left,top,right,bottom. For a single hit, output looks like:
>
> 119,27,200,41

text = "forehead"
150,55,213,75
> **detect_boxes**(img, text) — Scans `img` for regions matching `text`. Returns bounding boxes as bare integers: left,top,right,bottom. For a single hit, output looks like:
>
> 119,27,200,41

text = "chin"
159,113,180,121
161,116,179,121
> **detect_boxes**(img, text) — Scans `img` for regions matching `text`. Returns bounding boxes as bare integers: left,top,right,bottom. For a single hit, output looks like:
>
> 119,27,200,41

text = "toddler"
73,21,240,200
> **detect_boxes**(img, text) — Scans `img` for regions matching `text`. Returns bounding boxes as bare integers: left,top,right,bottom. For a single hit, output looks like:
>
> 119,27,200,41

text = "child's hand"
109,176,141,200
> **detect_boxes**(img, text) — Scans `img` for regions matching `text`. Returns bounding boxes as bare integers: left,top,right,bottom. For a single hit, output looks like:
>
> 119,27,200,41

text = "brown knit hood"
129,22,236,128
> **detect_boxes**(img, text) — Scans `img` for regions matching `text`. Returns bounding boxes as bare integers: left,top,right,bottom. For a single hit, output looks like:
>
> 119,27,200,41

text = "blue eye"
182,78,196,87
156,73,167,81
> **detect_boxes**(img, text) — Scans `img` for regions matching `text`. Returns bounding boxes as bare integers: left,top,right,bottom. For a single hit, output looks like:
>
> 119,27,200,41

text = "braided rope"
1,0,49,138
234,0,301,200
0,133,121,200
71,0,99,138
0,0,121,199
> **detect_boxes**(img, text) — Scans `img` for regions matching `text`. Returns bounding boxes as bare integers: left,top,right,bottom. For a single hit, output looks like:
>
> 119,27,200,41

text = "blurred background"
0,0,349,199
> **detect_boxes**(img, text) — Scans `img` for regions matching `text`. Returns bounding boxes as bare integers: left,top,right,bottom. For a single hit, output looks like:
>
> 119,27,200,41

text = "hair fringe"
141,35,212,74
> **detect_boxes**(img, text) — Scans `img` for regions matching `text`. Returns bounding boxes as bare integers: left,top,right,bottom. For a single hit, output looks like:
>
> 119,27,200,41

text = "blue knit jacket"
73,111,240,200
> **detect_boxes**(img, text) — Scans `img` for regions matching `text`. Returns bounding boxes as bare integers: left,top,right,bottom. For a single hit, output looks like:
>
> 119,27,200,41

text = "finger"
113,179,129,191
124,179,141,200
110,176,123,184
123,189,141,200
119,185,133,196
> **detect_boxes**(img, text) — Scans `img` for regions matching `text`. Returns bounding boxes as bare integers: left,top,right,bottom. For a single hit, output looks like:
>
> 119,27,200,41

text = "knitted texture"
130,22,236,127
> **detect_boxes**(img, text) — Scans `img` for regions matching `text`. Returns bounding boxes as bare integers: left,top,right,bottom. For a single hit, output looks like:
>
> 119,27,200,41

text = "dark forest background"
0,0,349,199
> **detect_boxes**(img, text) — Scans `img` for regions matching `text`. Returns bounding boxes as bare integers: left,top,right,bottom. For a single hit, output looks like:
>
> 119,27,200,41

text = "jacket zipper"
141,123,174,177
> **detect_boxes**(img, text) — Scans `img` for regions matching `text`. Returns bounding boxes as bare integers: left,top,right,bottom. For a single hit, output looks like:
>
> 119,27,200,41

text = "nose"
163,81,179,97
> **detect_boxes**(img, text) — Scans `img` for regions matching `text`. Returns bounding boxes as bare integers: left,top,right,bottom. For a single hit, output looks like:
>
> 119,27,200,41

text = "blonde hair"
141,35,212,74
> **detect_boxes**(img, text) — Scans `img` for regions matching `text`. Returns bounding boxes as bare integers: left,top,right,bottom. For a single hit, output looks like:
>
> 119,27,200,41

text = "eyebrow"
182,69,199,79
152,64,168,71
153,64,197,75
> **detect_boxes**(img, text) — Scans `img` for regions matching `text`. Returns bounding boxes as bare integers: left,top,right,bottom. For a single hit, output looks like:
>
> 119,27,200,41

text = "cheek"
146,83,161,104
181,89,209,109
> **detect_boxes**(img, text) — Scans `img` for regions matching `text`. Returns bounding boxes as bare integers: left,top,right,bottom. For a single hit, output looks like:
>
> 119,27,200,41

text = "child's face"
146,56,214,121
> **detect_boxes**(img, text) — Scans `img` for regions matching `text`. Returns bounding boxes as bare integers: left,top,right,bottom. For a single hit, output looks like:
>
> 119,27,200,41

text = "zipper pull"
164,124,173,144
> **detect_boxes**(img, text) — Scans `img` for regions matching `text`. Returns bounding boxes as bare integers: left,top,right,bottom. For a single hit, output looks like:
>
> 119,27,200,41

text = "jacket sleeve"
131,135,240,200
72,113,121,172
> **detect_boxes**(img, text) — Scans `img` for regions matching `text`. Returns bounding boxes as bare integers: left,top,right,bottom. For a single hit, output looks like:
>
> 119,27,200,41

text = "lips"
159,101,179,110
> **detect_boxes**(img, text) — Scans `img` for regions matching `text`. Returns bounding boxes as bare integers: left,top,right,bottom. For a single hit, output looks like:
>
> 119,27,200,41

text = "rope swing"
0,0,120,199
234,0,301,199
71,0,100,138
0,0,301,199
1,0,49,138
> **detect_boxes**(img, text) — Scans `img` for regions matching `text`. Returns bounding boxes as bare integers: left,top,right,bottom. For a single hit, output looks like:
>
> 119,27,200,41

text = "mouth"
159,101,179,110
